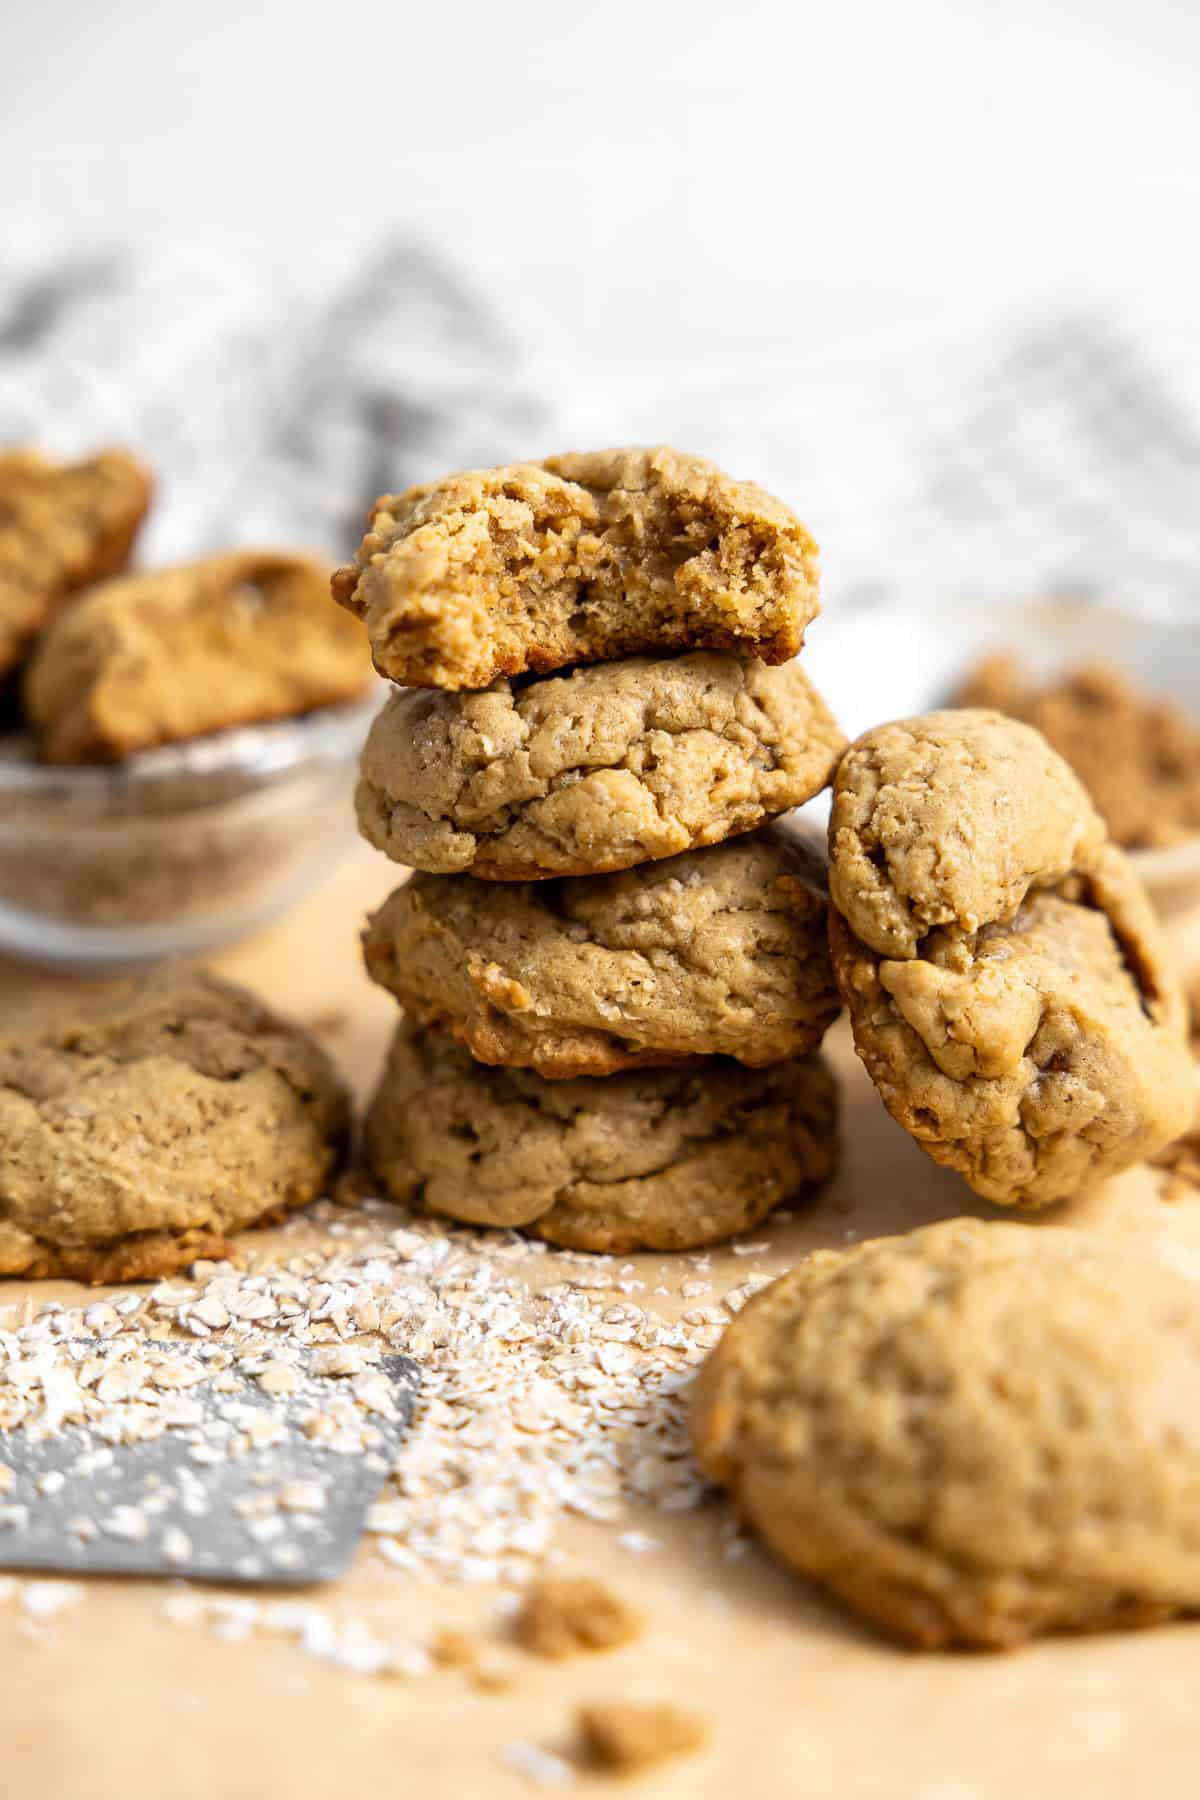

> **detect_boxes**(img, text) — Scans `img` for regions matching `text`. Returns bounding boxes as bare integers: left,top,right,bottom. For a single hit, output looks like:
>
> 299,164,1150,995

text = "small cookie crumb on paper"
430,1625,476,1668
578,1700,709,1772
514,1576,641,1660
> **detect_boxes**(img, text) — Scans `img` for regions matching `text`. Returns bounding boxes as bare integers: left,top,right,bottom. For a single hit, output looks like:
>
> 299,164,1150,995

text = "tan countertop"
3,842,1200,1800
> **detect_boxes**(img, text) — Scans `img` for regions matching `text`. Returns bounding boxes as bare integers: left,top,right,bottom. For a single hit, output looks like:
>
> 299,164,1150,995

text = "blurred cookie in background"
25,549,371,762
0,447,154,681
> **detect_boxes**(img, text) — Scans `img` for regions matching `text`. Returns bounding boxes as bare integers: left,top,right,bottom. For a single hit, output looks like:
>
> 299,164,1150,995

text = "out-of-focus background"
4,0,1200,612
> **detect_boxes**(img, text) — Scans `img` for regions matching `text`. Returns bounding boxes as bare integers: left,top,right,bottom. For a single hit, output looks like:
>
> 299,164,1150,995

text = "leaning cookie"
363,828,839,1079
829,709,1105,958
0,970,350,1281
364,1023,838,1253
25,550,371,763
356,651,844,879
830,843,1194,1208
0,447,154,680
691,1218,1200,1649
333,447,820,690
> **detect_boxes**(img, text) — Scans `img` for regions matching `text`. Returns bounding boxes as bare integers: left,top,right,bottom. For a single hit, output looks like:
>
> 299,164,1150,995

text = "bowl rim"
0,690,381,797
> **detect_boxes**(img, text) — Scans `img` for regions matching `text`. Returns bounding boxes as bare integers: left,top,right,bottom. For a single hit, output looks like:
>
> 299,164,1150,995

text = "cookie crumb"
430,1625,477,1669
578,1701,708,1772
514,1576,641,1660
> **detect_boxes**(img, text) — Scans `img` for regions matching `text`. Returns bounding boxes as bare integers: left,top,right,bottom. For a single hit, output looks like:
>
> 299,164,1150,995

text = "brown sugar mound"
0,448,153,679
25,549,370,762
514,1576,642,1659
691,1217,1200,1650
954,653,1200,850
332,446,820,690
578,1700,708,1771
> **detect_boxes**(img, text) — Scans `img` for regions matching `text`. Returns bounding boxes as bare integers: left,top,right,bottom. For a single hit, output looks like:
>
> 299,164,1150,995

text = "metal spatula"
0,1337,420,1585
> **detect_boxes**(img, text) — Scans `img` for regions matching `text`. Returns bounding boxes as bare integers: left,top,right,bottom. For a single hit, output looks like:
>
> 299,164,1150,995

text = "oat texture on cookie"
692,1218,1200,1649
361,827,839,1079
363,1022,838,1254
333,447,820,690
355,651,844,879
0,969,350,1280
348,445,843,1252
827,709,1192,1208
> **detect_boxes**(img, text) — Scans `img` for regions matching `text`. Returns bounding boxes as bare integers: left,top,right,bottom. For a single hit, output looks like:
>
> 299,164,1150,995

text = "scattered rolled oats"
0,1197,744,1676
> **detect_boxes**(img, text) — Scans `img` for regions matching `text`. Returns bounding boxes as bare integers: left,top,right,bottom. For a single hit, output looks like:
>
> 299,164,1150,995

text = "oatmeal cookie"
0,448,153,679
362,828,839,1079
332,447,820,690
691,1217,1200,1649
355,651,844,879
25,550,371,762
364,1023,838,1253
0,970,350,1281
830,844,1194,1207
829,709,1106,958
954,653,1200,851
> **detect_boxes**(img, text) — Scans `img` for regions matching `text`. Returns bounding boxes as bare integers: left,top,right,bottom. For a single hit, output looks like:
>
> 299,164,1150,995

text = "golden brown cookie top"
691,1217,1200,1648
0,968,350,1283
364,1022,838,1253
25,549,370,762
0,966,347,1121
355,650,844,879
829,708,1106,957
332,446,820,690
362,826,840,1078
0,447,153,677
830,844,1194,1208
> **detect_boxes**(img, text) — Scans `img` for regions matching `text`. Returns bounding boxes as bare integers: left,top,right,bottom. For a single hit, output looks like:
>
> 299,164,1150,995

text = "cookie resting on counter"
691,1218,1200,1649
355,650,845,879
362,827,839,1079
830,849,1193,1208
24,550,371,762
0,970,349,1281
332,446,820,690
0,447,153,680
827,708,1193,1209
364,1023,838,1253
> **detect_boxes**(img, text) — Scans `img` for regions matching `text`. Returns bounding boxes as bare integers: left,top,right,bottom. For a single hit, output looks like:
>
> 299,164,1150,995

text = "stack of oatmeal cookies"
334,447,848,1251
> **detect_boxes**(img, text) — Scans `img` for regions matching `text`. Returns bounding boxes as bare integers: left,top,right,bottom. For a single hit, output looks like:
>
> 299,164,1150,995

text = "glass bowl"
0,695,380,970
